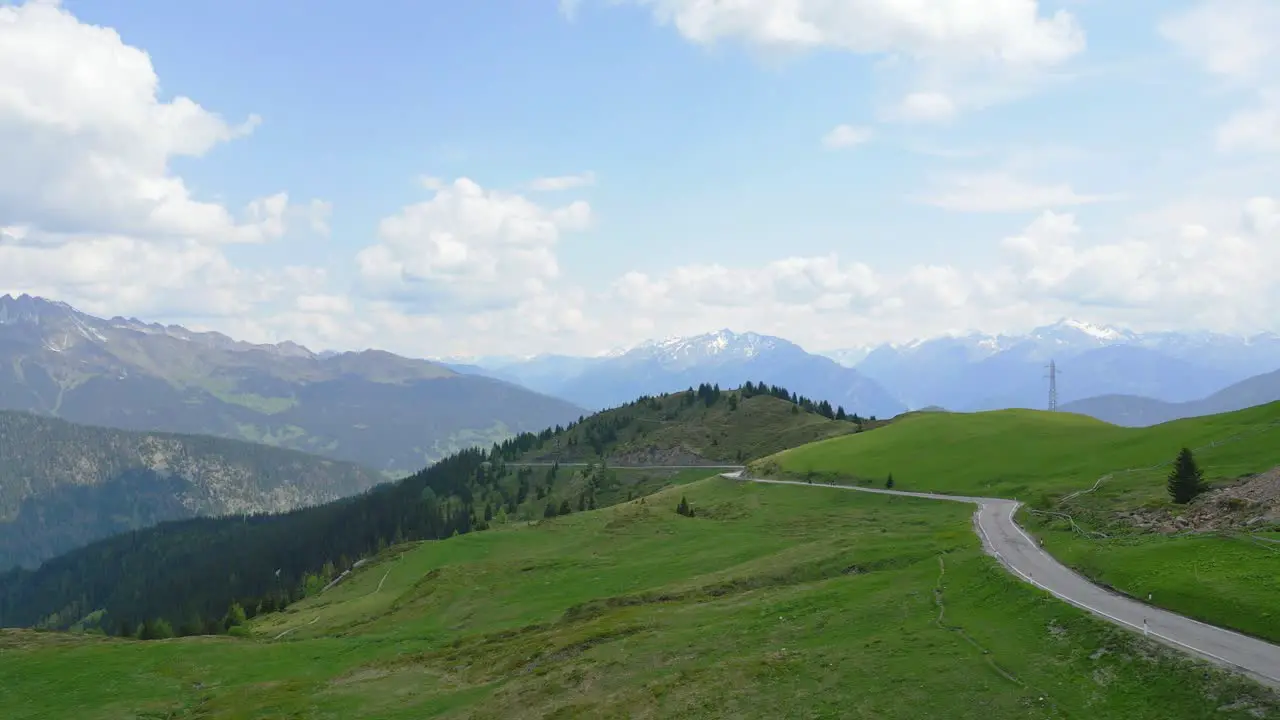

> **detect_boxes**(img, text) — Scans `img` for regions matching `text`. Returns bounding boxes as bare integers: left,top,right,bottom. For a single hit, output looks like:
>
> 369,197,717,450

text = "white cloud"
1160,0,1280,83
615,0,1083,67
585,0,1084,122
821,124,873,149
1161,1,1280,152
1216,90,1280,152
0,0,326,319
891,92,958,124
529,171,597,191
920,172,1118,212
0,0,300,244
154,193,1280,360
355,177,592,311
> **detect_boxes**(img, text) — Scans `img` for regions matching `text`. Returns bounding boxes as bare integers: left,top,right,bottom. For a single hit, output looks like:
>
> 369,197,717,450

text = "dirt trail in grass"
723,470,1280,690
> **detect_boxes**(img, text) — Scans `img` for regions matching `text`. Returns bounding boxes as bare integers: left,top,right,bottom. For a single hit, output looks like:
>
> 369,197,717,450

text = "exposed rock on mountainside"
0,294,585,472
0,411,386,570
1116,469,1280,534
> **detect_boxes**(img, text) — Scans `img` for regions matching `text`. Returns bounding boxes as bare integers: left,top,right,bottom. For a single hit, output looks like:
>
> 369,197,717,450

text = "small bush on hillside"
676,496,695,517
885,474,894,489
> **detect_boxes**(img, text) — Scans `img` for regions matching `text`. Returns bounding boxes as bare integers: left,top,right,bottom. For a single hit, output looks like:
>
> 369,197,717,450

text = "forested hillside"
0,412,383,570
514,381,885,465
0,383,879,637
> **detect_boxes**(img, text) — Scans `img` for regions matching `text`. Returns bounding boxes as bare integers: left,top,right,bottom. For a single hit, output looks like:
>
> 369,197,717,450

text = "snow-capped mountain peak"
624,329,793,367
1052,318,1130,342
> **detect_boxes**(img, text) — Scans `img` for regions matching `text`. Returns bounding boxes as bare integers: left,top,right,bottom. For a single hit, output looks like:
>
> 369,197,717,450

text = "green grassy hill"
753,402,1280,642
513,383,881,466
3,476,1274,719
0,386,858,635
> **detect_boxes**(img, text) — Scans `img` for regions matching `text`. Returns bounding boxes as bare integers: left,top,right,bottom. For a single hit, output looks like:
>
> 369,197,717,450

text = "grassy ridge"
2,477,1275,718
519,389,876,465
757,402,1280,642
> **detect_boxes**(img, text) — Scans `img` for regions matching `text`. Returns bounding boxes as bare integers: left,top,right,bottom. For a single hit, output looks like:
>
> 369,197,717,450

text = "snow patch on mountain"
626,329,791,367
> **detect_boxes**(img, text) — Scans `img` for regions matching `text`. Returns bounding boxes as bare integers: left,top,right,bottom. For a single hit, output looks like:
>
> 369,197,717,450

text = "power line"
1045,359,1061,411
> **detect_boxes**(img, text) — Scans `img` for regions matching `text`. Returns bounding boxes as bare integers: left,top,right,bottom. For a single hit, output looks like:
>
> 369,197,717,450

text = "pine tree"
676,496,690,516
885,473,894,489
1167,447,1207,504
558,499,572,516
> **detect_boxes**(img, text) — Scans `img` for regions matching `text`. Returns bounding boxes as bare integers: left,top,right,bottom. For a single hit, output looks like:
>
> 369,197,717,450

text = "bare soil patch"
1118,467,1280,533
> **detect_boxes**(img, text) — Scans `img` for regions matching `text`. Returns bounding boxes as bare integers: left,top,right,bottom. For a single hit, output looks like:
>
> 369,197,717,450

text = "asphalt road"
511,462,746,469
724,471,1280,689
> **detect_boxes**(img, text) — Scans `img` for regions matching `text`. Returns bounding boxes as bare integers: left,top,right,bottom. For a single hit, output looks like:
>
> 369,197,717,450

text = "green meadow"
2,477,1274,719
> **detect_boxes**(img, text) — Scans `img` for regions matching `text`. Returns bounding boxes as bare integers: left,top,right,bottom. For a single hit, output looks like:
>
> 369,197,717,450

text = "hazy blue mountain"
540,330,906,419
478,354,611,397
966,344,1233,411
1062,367,1280,426
831,319,1266,411
0,294,585,473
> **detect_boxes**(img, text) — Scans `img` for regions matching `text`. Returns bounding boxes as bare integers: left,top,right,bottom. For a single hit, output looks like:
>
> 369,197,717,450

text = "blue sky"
2,0,1278,357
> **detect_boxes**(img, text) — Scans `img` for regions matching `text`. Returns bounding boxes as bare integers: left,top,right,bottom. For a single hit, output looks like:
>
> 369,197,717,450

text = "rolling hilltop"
0,411,384,570
755,403,1280,644
0,294,584,472
0,383,864,633
513,381,883,466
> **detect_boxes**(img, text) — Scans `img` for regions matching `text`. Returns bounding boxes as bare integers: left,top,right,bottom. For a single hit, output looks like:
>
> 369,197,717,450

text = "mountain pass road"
722,471,1280,689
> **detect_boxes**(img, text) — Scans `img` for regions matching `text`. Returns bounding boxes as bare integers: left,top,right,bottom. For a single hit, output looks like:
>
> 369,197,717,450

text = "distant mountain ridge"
0,294,585,472
1062,367,1280,426
827,319,1280,412
475,329,906,419
0,410,385,570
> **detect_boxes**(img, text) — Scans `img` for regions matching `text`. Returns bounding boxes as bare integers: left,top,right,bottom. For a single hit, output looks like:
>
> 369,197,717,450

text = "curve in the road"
723,471,1280,690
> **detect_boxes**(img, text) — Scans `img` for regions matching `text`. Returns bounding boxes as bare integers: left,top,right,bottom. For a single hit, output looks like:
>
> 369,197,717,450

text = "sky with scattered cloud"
0,0,1277,358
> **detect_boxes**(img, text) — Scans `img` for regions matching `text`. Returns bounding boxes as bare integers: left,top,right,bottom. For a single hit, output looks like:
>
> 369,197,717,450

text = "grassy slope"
520,390,873,465
2,476,1274,719
757,403,1280,642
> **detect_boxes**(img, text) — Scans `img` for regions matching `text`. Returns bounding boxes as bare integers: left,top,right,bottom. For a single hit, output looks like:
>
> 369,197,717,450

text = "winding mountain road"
722,471,1280,689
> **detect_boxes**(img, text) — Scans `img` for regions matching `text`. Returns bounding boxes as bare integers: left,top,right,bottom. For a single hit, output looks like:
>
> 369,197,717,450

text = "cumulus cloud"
821,124,873,149
585,0,1084,123
0,0,327,319
919,172,1118,213
201,193,1280,359
614,0,1083,66
355,177,592,311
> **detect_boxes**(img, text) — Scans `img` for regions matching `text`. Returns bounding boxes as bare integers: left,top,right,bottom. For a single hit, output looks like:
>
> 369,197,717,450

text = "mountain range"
840,319,1280,412
0,410,384,570
458,330,907,420
0,294,585,473
1060,367,1280,426
448,319,1280,426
